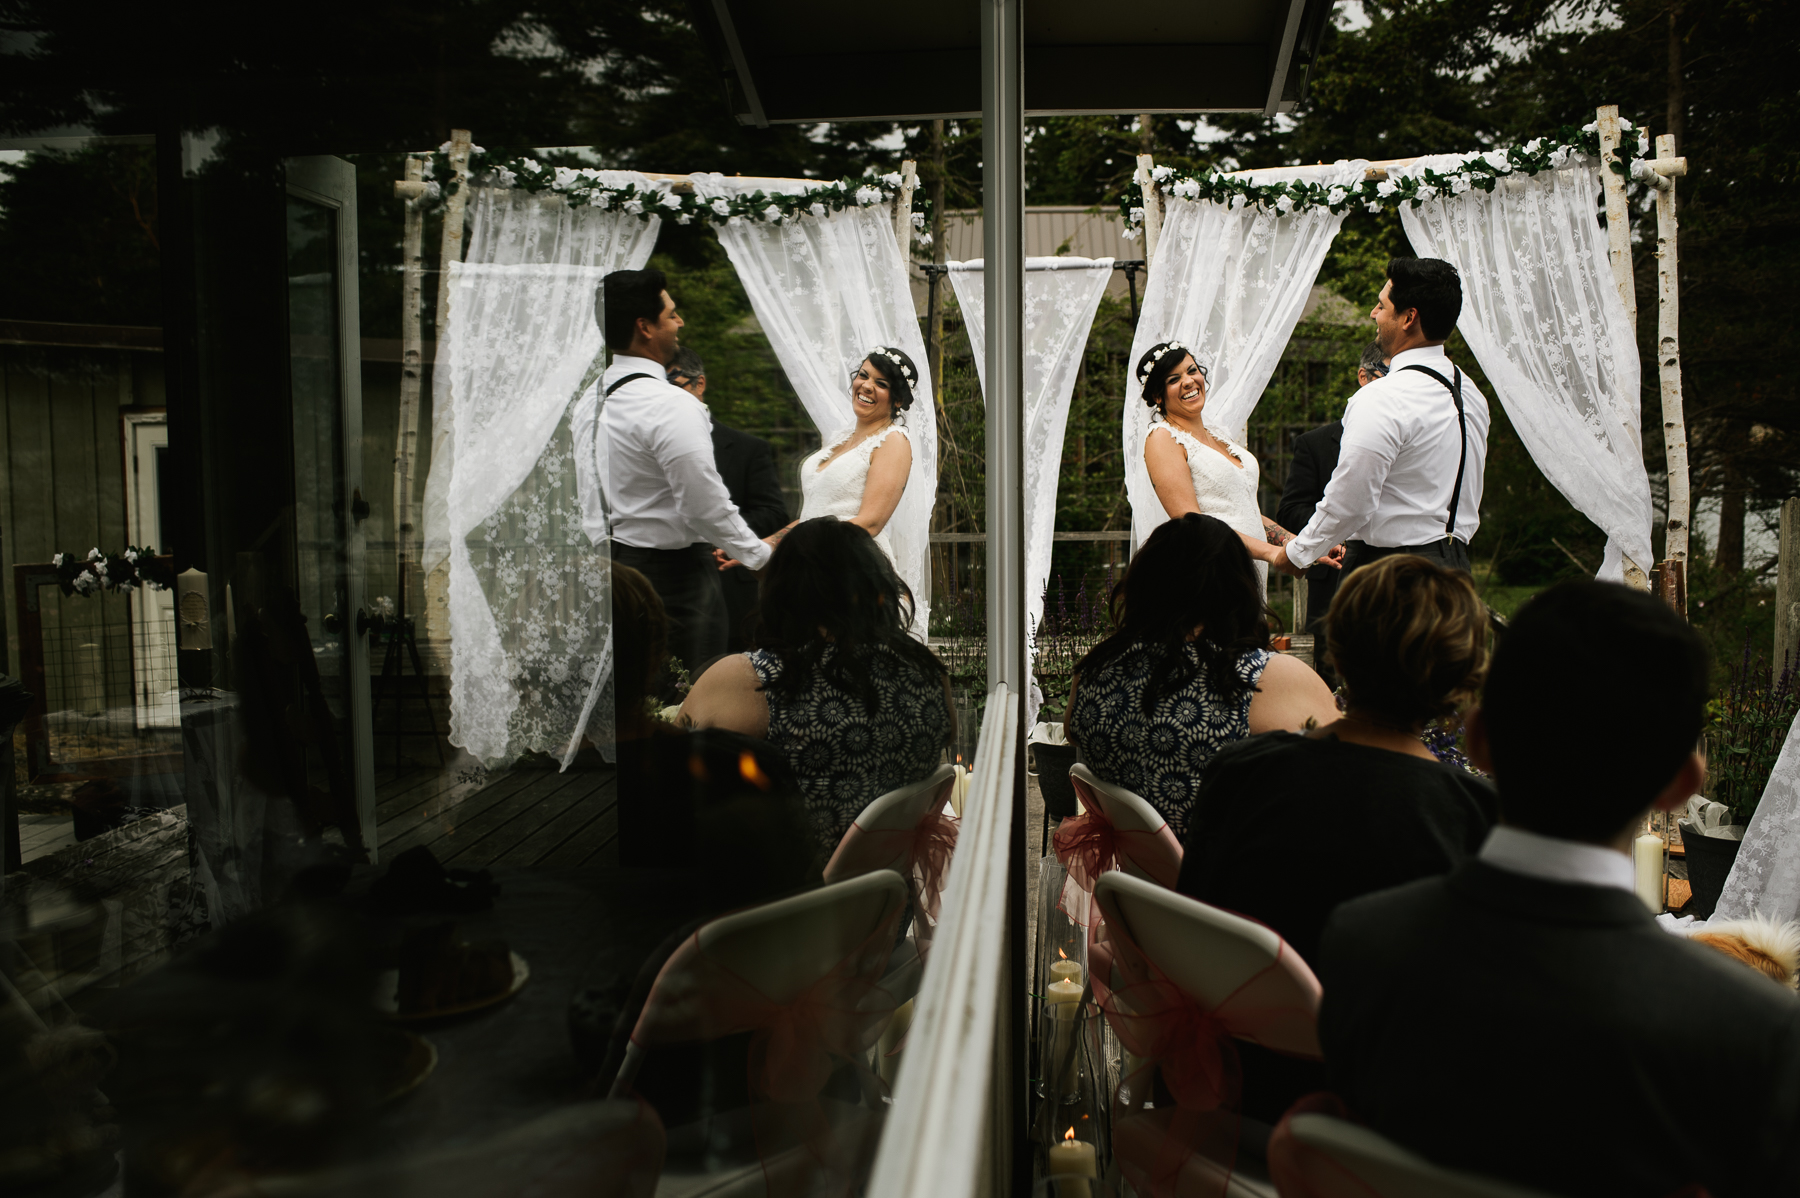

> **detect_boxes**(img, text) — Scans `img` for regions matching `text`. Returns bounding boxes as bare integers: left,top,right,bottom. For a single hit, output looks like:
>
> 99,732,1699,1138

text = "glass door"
284,155,378,857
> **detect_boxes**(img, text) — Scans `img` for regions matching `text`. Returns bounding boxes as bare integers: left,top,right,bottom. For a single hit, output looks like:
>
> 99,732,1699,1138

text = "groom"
594,268,773,699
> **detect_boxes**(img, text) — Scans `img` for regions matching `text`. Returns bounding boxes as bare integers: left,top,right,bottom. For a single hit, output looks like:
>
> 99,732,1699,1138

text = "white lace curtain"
1395,156,1653,580
419,181,663,766
946,257,1114,728
1713,707,1800,925
691,174,937,634
1124,162,1367,550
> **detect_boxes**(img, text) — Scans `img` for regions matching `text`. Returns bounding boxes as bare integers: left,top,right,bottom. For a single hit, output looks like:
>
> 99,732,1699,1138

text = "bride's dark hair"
860,347,921,416
1136,341,1205,412
753,517,948,714
1075,513,1270,712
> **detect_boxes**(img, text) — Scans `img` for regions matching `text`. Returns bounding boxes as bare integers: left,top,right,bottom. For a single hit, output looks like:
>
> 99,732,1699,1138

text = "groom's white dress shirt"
1285,344,1491,570
571,353,771,570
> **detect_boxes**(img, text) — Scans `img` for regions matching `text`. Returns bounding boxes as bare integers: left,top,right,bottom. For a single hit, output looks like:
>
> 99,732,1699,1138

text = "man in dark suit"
666,348,788,655
1319,581,1800,1197
1276,340,1386,683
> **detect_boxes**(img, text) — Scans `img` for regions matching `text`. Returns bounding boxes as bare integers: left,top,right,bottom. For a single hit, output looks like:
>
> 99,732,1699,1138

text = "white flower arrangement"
659,191,684,210
624,199,644,215
881,172,903,187
911,211,926,228
711,197,731,216
762,204,782,222
854,185,884,206
810,202,827,217
1274,194,1295,214
1152,164,1174,181
1375,179,1399,197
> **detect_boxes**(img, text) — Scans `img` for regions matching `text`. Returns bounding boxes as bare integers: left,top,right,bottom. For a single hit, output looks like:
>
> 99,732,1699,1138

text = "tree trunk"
1717,454,1746,574
1137,113,1155,156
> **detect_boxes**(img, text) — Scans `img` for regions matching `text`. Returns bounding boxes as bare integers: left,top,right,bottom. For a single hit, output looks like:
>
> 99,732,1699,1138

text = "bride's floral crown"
1135,340,1188,385
868,346,918,389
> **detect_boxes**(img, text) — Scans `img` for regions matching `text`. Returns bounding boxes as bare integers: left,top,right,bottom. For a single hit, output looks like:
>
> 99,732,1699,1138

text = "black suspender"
1400,363,1468,543
605,372,655,396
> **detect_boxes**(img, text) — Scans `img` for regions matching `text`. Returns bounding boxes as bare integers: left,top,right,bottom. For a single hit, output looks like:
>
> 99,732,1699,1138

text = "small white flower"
855,185,883,206
1451,174,1472,195
1549,147,1572,169
911,211,925,228
916,232,933,246
1274,194,1295,214
94,559,109,578
53,552,64,566
659,191,684,210
762,204,782,222
1128,206,1145,224
1229,194,1247,211
1618,118,1633,130
1482,150,1512,173
521,157,541,173
727,215,743,226
494,166,518,188
595,191,613,209
1121,227,1139,242
437,140,453,153
73,573,98,595
1327,185,1347,206
1365,201,1383,214
471,144,487,155
711,197,731,216
677,213,692,225
1638,131,1650,155
552,166,580,190
88,548,102,561
624,198,644,215
1581,121,1598,133
1175,179,1200,199
1524,138,1544,155
1152,164,1174,181
1416,184,1438,203
124,548,139,562
810,202,827,217
881,171,903,187
1375,179,1398,197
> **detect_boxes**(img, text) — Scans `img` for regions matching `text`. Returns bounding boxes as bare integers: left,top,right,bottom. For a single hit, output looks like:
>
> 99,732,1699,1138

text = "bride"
1137,340,1341,592
721,346,918,567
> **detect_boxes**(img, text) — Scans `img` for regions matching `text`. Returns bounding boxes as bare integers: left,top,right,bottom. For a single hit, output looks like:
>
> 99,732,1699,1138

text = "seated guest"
679,517,954,857
1065,513,1338,842
1175,554,1497,1123
1320,581,1800,1197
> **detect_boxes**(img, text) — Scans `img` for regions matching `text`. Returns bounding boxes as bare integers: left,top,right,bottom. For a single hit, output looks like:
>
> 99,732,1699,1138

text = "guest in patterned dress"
678,516,954,856
1064,513,1338,842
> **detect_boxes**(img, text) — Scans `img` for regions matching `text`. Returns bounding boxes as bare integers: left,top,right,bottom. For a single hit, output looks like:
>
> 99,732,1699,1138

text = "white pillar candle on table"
1049,957,1082,988
1047,1129,1096,1198
1633,831,1664,912
1046,979,1083,1097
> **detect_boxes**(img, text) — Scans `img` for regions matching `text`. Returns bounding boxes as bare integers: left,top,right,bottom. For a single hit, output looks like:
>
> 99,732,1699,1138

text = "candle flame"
1065,1127,1075,1143
1058,948,1069,960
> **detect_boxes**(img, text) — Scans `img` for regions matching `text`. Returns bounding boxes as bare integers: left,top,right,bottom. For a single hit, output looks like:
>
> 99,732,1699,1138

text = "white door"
124,414,179,728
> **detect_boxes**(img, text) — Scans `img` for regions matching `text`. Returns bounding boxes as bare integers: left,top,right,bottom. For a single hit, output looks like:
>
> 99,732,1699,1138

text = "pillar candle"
1045,979,1083,1097
1049,958,1082,988
1047,1130,1096,1198
1633,831,1664,912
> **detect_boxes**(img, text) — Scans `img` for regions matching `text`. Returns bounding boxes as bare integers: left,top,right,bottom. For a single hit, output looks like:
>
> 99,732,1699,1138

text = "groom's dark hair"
1386,257,1462,341
1482,580,1708,842
602,268,669,351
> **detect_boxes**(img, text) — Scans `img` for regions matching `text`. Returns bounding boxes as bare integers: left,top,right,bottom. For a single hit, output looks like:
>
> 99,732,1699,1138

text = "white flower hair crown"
1136,340,1189,384
868,347,917,388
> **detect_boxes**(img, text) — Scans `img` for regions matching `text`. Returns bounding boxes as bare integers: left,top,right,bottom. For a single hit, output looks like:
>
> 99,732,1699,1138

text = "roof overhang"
688,0,1336,125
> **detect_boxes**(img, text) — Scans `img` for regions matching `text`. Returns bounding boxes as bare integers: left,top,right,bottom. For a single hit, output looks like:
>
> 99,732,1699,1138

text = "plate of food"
375,922,530,1020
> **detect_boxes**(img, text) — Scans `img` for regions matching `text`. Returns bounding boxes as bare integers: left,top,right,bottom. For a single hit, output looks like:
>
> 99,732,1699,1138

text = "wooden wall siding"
0,344,164,710
910,207,1141,310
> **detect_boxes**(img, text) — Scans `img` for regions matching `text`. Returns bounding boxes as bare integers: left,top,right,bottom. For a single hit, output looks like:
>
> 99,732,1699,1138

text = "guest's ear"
1651,752,1705,813
1464,705,1494,774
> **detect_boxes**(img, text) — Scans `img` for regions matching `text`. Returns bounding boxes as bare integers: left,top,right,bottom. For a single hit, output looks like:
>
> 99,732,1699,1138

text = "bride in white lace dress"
1137,340,1342,593
721,347,918,570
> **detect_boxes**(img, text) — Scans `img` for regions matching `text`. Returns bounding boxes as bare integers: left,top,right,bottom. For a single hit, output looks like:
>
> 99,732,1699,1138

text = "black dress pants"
1341,536,1472,576
613,542,727,701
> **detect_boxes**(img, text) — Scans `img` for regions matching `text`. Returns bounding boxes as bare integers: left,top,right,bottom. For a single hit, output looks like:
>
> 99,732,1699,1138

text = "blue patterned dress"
747,644,952,855
1066,641,1273,841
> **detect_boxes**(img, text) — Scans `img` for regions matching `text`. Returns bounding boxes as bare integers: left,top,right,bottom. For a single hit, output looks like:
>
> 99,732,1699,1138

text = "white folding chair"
1093,871,1321,1057
607,870,911,1100
822,763,957,884
1273,1113,1561,1198
1068,763,1183,887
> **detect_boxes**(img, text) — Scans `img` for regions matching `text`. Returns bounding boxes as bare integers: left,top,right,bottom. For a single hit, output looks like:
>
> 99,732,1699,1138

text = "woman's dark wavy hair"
753,517,948,713
1075,513,1270,712
861,347,920,415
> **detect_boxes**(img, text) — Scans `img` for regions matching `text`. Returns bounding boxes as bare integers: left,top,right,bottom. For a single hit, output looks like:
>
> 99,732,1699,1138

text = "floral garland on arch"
1115,120,1653,236
53,548,175,597
434,152,937,248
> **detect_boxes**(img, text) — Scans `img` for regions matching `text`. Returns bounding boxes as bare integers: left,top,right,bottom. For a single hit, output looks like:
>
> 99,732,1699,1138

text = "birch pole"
892,159,918,253
1134,153,1162,267
392,156,427,613
1595,104,1648,590
423,129,473,645
1651,133,1690,611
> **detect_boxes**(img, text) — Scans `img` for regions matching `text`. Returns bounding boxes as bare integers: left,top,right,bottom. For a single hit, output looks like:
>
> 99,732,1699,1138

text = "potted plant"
1686,644,1798,916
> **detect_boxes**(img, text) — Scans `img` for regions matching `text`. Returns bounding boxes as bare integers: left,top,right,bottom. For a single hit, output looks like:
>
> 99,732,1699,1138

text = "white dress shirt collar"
1387,343,1450,371
1478,825,1636,894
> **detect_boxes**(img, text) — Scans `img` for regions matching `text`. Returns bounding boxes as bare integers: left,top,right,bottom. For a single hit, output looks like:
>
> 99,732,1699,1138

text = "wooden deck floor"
373,762,620,871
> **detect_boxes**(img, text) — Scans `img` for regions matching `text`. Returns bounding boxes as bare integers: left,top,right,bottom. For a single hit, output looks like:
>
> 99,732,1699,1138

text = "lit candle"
950,764,971,818
1049,956,1082,989
1634,831,1664,912
1045,979,1081,1007
1046,1128,1096,1198
1045,980,1083,1097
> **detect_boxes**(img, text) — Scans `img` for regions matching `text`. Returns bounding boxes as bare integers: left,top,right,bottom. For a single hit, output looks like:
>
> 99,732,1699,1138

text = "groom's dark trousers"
612,542,725,702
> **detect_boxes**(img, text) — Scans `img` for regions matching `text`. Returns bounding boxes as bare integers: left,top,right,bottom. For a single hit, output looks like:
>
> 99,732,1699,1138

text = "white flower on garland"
881,172,902,187
124,548,139,562
1175,178,1200,199
1152,164,1174,181
522,157,542,174
659,191,684,211
677,213,692,225
1416,184,1439,203
1524,138,1544,155
1582,121,1598,133
1549,146,1573,170
494,166,518,188
1365,201,1383,214
1484,150,1513,173
1230,194,1248,212
1638,130,1651,155
911,211,925,228
810,202,827,217
1375,179,1398,198
763,204,782,222
710,198,731,217
88,548,102,561
916,231,933,246
1122,227,1139,242
1274,193,1295,215
592,192,612,209
1327,185,1347,206
552,166,580,190
94,559,108,579
624,198,644,215
73,573,99,596
1451,174,1473,195
1128,206,1145,224
854,185,883,206
53,552,64,566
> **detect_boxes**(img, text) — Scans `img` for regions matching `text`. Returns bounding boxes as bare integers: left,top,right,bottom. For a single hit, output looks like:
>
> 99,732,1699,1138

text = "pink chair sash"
1099,920,1321,1198
1052,806,1183,927
629,908,901,1197
829,808,959,941
1267,1093,1718,1198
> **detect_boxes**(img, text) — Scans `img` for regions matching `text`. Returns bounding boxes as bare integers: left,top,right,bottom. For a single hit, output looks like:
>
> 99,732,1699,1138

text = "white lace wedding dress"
1145,414,1268,594
800,423,910,568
